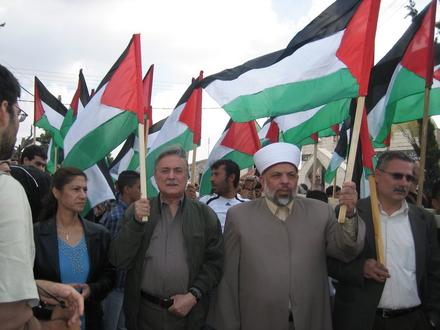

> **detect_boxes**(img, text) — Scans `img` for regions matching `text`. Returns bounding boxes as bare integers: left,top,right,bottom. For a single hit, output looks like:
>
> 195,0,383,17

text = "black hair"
38,167,87,221
306,190,328,203
325,185,341,197
432,181,440,199
376,151,414,171
211,159,240,188
116,170,140,194
20,144,47,163
0,64,20,117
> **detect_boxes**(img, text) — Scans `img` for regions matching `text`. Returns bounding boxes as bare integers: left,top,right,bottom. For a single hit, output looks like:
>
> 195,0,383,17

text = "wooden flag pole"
332,135,339,199
53,146,58,172
312,141,318,189
138,121,148,222
191,145,197,185
417,87,431,207
338,96,365,223
368,175,385,264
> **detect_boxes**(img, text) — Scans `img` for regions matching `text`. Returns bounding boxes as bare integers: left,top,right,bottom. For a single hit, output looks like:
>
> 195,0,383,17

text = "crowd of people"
1,64,440,330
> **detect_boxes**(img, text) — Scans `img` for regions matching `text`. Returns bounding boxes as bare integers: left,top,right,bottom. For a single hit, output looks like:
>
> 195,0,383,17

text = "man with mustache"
328,151,440,330
208,142,365,330
109,146,223,330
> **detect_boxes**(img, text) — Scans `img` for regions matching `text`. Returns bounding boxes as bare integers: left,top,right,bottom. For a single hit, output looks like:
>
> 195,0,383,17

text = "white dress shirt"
378,201,421,309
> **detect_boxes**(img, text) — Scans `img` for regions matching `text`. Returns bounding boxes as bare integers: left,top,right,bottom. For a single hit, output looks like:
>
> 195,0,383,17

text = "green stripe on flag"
64,111,138,170
223,69,358,122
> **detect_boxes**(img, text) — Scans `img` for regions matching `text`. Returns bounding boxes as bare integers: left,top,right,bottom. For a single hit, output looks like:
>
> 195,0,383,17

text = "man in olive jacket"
109,146,223,330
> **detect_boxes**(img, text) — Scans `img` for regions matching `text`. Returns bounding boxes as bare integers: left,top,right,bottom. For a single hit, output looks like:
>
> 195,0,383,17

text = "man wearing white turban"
208,142,366,330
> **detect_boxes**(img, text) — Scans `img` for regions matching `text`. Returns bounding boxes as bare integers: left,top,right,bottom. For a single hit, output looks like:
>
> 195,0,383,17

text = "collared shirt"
100,198,128,291
140,197,190,297
265,197,294,221
199,194,248,231
265,196,358,240
378,200,421,309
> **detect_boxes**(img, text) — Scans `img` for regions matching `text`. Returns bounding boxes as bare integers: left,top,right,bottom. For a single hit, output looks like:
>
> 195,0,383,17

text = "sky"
0,0,434,161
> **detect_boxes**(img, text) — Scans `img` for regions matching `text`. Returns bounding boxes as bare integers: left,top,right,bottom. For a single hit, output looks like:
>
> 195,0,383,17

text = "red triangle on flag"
143,64,154,125
70,69,83,117
311,132,319,143
401,0,436,86
34,78,44,123
360,108,375,171
101,34,144,122
179,71,203,145
221,121,261,155
336,0,380,96
331,124,340,136
266,121,280,144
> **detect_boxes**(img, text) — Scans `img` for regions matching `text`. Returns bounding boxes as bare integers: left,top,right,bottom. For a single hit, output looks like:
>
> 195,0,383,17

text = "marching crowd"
1,64,440,330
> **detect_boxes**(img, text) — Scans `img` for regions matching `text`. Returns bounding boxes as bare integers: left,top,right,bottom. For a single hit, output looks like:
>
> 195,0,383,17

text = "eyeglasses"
16,105,28,123
378,169,416,182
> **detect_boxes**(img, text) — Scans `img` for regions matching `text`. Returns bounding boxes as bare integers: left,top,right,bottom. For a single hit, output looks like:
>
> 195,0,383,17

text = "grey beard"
264,186,295,206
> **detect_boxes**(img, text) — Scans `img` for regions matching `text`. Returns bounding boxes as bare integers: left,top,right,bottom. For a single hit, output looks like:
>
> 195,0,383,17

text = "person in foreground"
0,63,84,329
33,167,115,329
208,142,365,330
109,146,223,330
328,151,440,330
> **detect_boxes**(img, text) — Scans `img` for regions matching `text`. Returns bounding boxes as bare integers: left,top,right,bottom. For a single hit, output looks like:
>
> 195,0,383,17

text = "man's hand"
36,280,84,327
363,258,390,283
168,293,197,317
339,181,358,217
133,198,150,222
185,183,197,200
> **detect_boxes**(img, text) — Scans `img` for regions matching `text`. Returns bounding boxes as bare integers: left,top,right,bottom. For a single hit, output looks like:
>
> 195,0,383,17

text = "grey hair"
154,145,189,172
376,151,414,171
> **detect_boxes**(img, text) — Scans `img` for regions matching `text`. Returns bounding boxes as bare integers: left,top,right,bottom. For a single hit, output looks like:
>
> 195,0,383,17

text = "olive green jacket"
109,195,224,330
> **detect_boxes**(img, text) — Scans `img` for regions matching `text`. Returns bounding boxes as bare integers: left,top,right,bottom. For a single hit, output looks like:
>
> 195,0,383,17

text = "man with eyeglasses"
0,64,84,329
328,150,440,330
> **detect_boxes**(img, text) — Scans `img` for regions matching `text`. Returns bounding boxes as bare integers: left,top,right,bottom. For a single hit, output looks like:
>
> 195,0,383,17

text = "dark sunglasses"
378,169,416,182
17,105,28,122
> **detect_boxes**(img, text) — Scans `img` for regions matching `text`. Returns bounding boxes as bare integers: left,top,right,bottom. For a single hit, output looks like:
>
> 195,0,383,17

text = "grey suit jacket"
209,196,366,330
328,197,440,330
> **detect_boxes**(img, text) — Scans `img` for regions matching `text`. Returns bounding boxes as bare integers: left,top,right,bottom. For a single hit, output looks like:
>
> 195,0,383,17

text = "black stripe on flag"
35,77,68,117
201,0,361,86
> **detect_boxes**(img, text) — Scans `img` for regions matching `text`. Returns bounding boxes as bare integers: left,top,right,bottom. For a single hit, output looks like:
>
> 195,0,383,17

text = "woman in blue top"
33,167,115,329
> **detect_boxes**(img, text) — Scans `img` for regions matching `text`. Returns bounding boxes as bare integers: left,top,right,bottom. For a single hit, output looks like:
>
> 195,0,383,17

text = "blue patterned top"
58,236,89,330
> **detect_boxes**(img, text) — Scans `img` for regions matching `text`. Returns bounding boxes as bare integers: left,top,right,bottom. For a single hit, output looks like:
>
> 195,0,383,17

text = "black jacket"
33,217,116,329
109,195,224,330
328,197,440,330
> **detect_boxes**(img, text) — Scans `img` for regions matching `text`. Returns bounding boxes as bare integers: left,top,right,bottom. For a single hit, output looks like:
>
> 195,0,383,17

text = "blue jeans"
102,289,126,330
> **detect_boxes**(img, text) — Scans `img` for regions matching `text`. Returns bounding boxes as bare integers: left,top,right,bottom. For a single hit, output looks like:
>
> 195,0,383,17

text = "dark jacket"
328,197,440,330
109,195,224,330
33,217,116,329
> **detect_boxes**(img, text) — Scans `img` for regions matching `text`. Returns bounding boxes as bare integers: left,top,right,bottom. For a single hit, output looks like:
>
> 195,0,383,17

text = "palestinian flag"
34,77,68,148
258,118,281,146
46,138,58,174
296,124,341,147
277,99,351,146
63,34,144,170
60,69,90,139
201,0,379,122
367,1,436,147
324,121,349,184
199,120,261,196
81,160,116,216
109,117,166,180
145,72,203,196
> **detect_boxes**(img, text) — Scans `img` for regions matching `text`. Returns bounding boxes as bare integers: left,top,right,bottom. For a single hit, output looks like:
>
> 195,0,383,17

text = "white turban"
254,142,301,174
